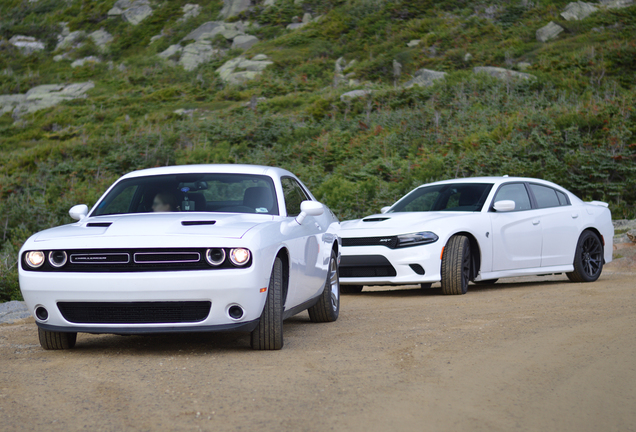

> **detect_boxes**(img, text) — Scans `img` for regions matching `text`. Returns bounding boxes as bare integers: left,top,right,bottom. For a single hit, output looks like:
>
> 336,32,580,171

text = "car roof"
120,164,296,180
419,176,567,190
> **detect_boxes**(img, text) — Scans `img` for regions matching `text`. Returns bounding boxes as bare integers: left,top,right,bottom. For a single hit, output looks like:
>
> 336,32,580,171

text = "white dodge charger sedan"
339,177,613,295
19,165,341,350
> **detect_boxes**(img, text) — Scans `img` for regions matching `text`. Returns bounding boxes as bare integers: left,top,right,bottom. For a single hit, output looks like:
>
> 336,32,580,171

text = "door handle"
532,219,540,225
571,213,578,218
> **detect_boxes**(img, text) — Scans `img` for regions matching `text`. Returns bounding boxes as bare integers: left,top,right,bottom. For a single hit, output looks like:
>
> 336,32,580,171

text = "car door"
490,182,542,271
527,183,580,267
280,177,325,309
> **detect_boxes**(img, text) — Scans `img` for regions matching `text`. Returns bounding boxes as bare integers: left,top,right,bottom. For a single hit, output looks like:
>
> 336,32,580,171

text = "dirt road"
2,266,635,432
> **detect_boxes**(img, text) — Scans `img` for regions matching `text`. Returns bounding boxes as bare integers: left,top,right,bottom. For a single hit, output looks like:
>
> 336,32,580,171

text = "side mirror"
295,201,324,225
69,204,89,221
493,200,516,212
380,206,391,214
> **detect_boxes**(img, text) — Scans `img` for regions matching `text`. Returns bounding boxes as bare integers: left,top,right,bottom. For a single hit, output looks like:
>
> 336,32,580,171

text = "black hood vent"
181,220,216,226
86,222,112,227
362,217,390,222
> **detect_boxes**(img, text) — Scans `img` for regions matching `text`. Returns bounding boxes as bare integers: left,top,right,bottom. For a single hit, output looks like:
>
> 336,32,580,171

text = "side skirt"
477,264,575,281
283,293,321,320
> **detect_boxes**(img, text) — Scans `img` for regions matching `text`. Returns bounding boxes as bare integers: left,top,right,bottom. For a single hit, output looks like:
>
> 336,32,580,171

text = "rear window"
92,173,279,216
529,184,562,209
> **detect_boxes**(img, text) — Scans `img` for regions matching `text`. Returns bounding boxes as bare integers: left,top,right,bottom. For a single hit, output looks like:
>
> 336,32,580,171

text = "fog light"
35,307,48,321
25,251,45,269
228,305,244,320
205,248,226,266
48,251,67,268
229,248,250,266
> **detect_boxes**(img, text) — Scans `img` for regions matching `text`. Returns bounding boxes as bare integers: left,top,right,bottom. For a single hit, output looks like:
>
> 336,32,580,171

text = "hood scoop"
362,217,390,222
181,220,217,226
86,222,112,227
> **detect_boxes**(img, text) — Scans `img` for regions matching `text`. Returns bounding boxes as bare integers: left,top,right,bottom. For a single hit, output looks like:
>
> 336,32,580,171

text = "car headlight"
229,248,251,266
205,248,226,266
396,232,439,248
25,251,45,268
48,251,68,268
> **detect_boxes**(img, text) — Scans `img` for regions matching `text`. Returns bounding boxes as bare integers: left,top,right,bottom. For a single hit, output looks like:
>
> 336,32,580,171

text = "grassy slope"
0,0,635,299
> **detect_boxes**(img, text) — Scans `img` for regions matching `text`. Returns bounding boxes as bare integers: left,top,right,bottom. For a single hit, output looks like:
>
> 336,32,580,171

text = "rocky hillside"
1,0,636,300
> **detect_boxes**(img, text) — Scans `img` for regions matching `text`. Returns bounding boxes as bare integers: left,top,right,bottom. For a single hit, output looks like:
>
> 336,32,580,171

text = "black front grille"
342,236,399,248
339,265,397,278
58,301,211,324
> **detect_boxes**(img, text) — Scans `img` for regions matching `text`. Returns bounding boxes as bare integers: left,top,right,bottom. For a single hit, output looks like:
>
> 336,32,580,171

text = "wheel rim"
581,235,602,277
462,242,470,289
329,257,339,311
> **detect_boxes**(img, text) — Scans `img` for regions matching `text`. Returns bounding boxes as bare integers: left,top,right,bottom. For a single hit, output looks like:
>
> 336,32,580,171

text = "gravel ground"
1,244,635,432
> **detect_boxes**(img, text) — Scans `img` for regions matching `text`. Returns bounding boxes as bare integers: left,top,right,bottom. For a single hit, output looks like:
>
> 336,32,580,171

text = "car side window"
493,183,532,211
281,177,309,217
556,190,570,206
529,184,561,209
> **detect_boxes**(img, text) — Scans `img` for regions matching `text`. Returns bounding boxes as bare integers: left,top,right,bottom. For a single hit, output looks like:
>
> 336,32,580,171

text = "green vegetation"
1,0,635,300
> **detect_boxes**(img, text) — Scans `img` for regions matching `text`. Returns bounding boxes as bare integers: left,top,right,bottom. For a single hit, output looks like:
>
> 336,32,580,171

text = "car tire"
474,279,498,285
340,285,363,294
250,257,284,350
308,250,340,323
567,230,604,283
38,328,77,350
441,235,471,295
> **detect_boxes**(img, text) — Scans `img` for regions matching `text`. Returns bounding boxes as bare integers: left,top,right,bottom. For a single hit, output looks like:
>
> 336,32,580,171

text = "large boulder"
9,35,45,55
561,2,598,21
232,35,259,49
108,0,152,25
56,30,85,51
183,21,226,41
89,29,113,52
158,44,183,59
473,66,535,80
600,0,634,8
179,41,220,71
216,54,272,83
403,69,446,88
536,21,564,42
179,4,201,22
71,56,101,68
219,0,251,19
340,90,373,101
2,82,95,119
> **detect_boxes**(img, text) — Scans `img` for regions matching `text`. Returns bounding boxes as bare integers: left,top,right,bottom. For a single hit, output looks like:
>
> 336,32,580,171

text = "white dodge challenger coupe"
19,165,341,350
339,177,613,295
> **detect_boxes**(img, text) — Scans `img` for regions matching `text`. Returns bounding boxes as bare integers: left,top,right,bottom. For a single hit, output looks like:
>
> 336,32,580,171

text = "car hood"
340,211,470,234
33,213,274,242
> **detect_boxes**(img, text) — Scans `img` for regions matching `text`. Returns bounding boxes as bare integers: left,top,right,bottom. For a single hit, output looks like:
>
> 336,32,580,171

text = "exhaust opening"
228,305,244,320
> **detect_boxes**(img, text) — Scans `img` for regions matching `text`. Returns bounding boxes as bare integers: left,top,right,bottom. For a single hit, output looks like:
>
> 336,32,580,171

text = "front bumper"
19,267,269,333
339,243,444,285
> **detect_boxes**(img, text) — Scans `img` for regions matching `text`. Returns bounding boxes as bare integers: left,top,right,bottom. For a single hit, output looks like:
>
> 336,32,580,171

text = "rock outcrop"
216,55,273,84
403,69,447,88
473,66,535,81
536,22,564,42
219,0,251,19
56,30,85,51
406,39,421,47
0,301,31,324
0,82,94,119
108,0,153,25
561,1,598,20
340,89,373,101
9,36,45,55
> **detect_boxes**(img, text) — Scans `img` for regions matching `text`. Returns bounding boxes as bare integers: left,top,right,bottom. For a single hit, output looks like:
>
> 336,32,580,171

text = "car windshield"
389,183,493,212
92,173,279,216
